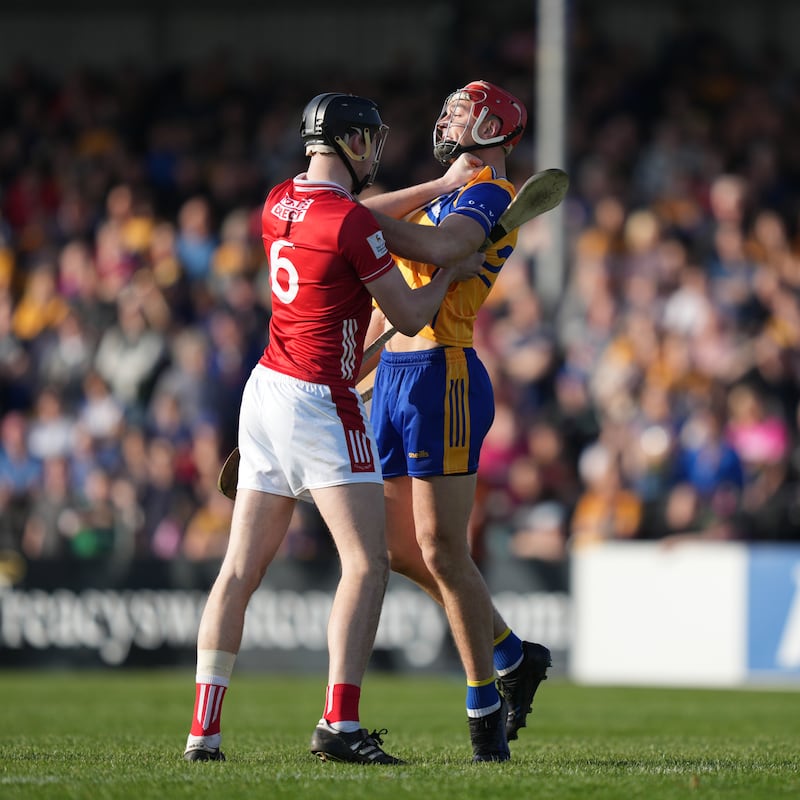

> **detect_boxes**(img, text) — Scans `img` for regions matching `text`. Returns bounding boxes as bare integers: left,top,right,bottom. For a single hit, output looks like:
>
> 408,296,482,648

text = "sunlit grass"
2,671,799,799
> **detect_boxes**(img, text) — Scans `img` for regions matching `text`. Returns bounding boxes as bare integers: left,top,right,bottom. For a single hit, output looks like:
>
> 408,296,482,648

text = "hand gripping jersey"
259,175,395,387
393,165,517,347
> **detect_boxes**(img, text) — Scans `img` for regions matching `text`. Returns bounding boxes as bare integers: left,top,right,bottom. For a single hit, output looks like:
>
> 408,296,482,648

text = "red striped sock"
190,681,228,736
323,683,361,724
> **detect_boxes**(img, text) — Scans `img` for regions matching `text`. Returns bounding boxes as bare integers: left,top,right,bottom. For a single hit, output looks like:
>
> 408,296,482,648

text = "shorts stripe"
331,383,376,473
347,427,373,470
444,348,470,474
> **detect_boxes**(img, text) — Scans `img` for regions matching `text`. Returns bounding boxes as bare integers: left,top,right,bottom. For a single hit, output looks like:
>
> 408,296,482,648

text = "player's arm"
366,255,482,337
372,209,487,266
362,153,482,219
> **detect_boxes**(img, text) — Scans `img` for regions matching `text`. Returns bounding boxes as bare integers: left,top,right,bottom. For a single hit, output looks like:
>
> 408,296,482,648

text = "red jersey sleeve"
339,203,395,283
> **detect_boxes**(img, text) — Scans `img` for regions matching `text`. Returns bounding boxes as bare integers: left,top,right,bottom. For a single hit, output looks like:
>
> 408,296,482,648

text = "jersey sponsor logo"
366,230,388,259
272,195,314,222
408,450,430,459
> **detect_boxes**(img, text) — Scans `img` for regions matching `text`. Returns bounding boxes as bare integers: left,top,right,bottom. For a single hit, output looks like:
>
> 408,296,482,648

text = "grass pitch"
2,669,798,799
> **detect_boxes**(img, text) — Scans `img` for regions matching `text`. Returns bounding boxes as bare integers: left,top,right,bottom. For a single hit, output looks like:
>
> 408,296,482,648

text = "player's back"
259,176,393,387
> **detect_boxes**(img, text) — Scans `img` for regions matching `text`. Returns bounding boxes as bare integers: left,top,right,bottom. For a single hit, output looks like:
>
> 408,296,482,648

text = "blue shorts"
371,347,495,478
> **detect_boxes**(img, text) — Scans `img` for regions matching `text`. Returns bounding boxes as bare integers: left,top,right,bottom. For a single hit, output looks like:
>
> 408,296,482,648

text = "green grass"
1,670,798,799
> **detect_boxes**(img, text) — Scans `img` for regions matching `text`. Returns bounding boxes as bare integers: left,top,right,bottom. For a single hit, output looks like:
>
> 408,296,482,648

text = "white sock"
186,733,221,749
318,717,361,733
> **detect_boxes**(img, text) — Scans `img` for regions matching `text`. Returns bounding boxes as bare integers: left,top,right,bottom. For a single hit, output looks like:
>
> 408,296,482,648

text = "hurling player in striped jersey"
183,92,484,766
362,81,552,762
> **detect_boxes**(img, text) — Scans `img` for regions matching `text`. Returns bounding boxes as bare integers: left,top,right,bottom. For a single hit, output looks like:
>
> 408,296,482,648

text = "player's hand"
445,251,485,283
441,153,483,191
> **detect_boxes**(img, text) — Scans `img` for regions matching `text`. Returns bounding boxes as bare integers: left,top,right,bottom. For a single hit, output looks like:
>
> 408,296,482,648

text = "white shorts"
237,364,382,502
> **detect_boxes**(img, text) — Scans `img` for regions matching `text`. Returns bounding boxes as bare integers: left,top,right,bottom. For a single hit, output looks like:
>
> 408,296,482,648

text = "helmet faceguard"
301,92,389,194
433,80,527,166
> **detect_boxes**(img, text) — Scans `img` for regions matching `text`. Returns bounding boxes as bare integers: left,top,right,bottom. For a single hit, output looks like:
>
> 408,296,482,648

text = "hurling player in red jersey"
182,93,484,766
361,81,552,762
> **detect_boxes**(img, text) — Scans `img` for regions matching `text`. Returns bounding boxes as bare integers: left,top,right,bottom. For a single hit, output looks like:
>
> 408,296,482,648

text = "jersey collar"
293,173,355,200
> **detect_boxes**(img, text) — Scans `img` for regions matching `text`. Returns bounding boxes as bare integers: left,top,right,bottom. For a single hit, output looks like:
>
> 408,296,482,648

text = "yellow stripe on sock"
467,676,497,688
493,627,512,647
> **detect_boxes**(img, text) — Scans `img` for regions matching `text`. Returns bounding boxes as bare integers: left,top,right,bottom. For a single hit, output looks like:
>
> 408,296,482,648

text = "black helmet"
300,93,389,194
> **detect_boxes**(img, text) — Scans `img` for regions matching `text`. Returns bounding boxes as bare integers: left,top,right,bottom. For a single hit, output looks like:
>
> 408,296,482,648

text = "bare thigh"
412,473,477,560
311,482,388,566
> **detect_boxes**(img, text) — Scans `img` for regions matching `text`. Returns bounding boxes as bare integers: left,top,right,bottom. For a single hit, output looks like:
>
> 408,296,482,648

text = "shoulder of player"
461,167,515,198
266,177,356,207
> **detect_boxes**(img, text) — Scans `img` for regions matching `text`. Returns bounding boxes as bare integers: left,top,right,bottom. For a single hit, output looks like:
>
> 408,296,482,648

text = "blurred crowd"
2,10,800,585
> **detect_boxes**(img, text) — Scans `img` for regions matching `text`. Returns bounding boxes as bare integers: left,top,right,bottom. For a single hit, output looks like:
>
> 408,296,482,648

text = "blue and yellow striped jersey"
394,165,517,347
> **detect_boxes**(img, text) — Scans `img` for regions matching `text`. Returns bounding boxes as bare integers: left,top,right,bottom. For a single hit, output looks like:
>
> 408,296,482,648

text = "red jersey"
259,175,394,387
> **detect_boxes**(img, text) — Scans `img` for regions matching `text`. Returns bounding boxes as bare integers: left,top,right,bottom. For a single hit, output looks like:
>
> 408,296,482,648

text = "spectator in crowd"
725,382,790,480
26,384,76,461
150,327,216,431
21,454,74,559
138,436,196,559
0,287,32,412
642,481,736,545
0,411,41,552
736,452,800,543
175,195,217,283
33,308,95,405
58,465,139,584
569,442,643,547
11,259,69,344
76,370,126,450
180,485,232,562
55,238,118,340
93,285,169,422
673,400,745,498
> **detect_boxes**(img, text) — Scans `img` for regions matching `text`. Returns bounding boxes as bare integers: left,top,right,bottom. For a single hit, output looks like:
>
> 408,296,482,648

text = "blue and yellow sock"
493,627,523,676
466,677,501,719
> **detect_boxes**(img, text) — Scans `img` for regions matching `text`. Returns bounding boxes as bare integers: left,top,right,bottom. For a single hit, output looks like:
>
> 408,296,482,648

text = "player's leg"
308,481,403,764
386,475,513,638
411,473,508,761
185,488,296,761
412,473,494,677
313,482,388,687
197,488,295,652
384,475,438,594
385,473,550,741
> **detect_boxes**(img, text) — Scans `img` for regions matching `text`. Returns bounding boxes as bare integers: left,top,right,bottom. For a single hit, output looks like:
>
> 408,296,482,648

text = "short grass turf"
1,670,798,799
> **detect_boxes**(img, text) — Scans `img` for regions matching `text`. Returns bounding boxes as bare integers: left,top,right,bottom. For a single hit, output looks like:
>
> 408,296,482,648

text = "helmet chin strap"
435,139,495,166
436,126,523,165
332,130,371,195
335,150,365,194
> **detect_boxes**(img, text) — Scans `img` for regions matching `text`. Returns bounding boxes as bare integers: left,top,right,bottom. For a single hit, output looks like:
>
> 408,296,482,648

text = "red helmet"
433,80,527,165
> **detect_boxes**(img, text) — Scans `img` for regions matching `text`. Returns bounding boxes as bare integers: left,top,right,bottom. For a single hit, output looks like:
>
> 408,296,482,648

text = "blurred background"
1,0,799,686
